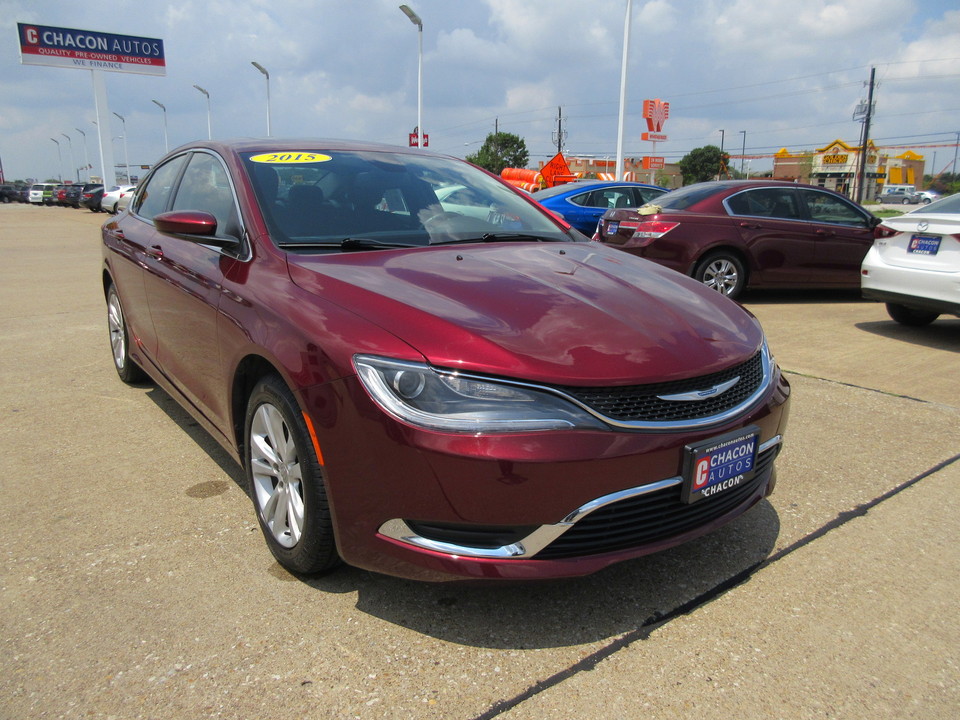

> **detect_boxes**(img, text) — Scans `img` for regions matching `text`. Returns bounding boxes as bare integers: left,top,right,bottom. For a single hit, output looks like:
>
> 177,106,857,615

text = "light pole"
193,84,211,140
615,0,632,181
739,130,746,177
113,112,130,185
75,128,90,181
50,138,62,182
717,129,726,180
251,62,271,136
400,5,423,147
61,133,76,182
152,100,169,154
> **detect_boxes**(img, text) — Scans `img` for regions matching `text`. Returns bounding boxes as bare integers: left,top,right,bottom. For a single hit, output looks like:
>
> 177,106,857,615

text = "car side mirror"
154,210,239,248
867,215,882,229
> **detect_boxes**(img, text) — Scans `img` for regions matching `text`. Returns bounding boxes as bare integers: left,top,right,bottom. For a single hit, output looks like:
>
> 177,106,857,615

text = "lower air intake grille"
534,443,778,560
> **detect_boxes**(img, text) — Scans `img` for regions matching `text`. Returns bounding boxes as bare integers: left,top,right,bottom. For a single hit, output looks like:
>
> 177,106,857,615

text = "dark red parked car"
596,180,883,298
102,140,790,582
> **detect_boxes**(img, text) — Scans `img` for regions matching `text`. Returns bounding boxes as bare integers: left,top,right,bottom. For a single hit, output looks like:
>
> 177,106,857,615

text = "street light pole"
615,0,632,181
152,100,169,154
193,85,211,140
400,5,423,147
113,112,130,184
251,62,271,136
62,133,76,182
75,128,90,181
50,138,62,182
718,129,725,180
739,130,746,177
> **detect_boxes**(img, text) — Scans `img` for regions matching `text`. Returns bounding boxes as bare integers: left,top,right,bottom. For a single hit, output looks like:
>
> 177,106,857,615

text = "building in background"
773,139,924,199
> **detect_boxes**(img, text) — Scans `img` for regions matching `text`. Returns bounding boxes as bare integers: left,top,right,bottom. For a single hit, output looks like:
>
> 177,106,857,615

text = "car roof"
165,137,432,159
533,179,663,199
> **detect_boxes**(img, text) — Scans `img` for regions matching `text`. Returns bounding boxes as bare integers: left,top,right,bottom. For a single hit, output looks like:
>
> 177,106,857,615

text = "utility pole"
552,106,567,155
855,67,875,204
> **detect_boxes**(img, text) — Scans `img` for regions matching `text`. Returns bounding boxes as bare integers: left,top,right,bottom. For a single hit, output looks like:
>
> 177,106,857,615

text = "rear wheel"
106,285,147,384
694,251,746,299
245,375,339,575
886,303,939,326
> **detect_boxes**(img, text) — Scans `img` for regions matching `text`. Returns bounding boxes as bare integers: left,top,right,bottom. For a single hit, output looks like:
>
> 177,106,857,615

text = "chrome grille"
554,350,764,423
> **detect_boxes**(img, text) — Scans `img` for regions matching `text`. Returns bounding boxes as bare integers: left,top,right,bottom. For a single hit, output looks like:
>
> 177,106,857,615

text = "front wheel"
245,376,339,575
694,252,746,299
886,303,939,326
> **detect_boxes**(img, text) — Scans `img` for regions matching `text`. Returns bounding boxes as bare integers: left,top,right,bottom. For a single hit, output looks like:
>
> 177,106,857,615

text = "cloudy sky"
2,0,958,183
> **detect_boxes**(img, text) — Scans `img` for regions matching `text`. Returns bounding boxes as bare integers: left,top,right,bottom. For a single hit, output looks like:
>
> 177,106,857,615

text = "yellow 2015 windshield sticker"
250,152,332,164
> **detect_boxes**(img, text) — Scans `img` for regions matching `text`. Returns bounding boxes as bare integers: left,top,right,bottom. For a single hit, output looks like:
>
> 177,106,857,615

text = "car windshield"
242,150,575,251
650,183,727,210
910,193,960,215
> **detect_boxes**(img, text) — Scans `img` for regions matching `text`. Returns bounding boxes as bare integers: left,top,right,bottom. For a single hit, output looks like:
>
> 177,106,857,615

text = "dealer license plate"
605,221,620,236
681,427,759,504
908,234,940,255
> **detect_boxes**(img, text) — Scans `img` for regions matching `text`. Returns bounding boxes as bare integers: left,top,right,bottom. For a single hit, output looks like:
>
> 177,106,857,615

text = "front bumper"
304,366,790,582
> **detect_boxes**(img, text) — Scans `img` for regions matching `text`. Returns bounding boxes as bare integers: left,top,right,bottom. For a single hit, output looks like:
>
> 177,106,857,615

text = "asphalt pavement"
1,203,957,719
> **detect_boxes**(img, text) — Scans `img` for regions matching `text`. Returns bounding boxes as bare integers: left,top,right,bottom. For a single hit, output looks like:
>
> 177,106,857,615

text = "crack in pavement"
471,450,960,720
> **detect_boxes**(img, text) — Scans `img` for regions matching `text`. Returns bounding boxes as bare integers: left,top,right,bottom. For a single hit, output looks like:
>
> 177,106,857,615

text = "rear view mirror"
154,210,238,248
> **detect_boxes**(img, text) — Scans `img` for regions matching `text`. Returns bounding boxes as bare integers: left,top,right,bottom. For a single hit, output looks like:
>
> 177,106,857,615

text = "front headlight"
353,355,607,433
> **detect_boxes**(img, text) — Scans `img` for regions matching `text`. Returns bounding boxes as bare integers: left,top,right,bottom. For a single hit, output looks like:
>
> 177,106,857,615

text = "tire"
106,285,147,384
885,303,939,327
694,251,747,299
245,375,339,575
902,197,910,205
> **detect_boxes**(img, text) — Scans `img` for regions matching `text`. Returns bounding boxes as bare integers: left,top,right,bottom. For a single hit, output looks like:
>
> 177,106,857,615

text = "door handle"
146,245,164,259
739,222,762,229
815,229,836,237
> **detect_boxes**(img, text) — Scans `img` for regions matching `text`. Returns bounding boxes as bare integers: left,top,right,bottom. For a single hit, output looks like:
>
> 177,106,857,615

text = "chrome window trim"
378,435,783,560
131,148,252,263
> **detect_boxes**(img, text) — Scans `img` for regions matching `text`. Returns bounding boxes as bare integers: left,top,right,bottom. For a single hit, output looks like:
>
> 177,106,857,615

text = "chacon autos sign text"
18,23,165,76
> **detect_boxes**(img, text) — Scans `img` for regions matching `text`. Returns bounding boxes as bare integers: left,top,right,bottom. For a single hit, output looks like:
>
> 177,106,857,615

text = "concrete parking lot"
2,203,957,719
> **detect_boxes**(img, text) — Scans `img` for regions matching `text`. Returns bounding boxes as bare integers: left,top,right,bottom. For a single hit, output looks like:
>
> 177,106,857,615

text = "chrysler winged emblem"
657,376,740,402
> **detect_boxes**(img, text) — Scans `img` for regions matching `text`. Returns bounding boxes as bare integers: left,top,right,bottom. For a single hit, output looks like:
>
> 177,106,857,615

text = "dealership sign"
17,23,165,76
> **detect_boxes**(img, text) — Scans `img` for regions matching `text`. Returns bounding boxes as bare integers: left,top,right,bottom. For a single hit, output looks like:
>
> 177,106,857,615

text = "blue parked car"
532,180,667,236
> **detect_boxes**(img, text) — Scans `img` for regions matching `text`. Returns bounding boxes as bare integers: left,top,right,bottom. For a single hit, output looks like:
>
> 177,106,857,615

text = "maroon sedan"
596,180,883,298
102,140,790,582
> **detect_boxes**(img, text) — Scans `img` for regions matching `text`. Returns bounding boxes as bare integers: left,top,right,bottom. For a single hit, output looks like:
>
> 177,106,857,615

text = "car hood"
287,243,761,385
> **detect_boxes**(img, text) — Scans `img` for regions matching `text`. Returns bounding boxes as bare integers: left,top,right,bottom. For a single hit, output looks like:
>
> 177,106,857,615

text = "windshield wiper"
340,237,422,251
431,232,560,246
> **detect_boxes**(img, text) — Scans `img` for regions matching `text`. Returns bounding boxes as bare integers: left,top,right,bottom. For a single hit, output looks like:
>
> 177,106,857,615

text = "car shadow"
301,500,780,650
142,380,782,650
143,384,246,488
855,318,960,353
738,288,865,305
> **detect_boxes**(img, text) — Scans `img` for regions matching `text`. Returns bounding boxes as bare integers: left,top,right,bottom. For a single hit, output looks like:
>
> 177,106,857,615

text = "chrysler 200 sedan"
102,139,790,582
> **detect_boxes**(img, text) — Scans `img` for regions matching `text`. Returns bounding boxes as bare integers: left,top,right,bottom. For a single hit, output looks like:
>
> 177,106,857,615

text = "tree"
466,132,529,175
678,145,731,185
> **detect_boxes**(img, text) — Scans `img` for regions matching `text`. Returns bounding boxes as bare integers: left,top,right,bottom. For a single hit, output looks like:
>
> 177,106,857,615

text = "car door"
725,187,816,285
570,186,641,234
139,150,242,431
797,188,877,286
105,155,190,368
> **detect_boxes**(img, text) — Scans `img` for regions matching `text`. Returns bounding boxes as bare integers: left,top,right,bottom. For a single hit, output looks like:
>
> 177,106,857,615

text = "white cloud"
1,0,957,181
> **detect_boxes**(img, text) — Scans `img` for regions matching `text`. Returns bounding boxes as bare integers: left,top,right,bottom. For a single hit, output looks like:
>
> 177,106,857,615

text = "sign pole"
91,70,117,188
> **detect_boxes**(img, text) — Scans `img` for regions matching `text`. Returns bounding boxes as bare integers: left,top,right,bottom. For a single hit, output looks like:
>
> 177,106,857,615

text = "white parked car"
861,193,960,325
101,184,136,213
